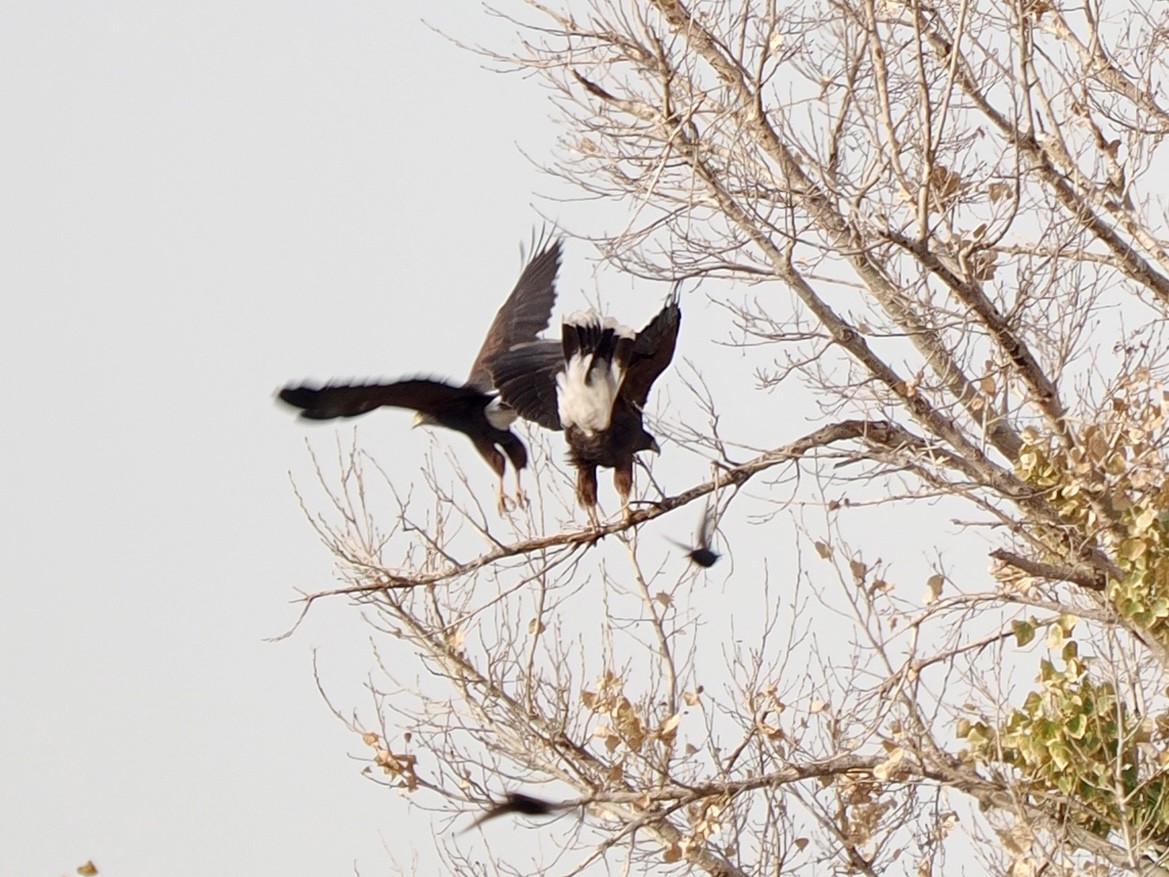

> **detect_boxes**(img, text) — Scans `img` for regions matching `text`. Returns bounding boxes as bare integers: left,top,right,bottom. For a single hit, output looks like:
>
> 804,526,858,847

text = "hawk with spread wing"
278,235,563,513
488,290,681,522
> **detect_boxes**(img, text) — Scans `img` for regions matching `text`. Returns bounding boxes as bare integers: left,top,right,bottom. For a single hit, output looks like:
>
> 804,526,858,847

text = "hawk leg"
495,476,512,515
513,468,528,509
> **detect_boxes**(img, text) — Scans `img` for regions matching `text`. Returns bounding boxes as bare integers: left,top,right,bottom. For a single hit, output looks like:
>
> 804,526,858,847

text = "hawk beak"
411,412,427,429
649,438,662,454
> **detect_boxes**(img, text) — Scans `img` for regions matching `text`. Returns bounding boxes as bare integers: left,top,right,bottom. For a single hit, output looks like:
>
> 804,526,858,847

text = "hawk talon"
512,470,529,509
586,506,601,531
495,484,513,515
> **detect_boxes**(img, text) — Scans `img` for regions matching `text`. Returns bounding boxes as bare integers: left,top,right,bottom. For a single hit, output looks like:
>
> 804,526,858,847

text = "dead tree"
290,2,1169,874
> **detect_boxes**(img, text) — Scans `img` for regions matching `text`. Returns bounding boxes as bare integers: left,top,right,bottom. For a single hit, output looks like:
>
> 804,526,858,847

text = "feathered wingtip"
276,384,317,414
658,279,683,319
276,383,351,420
520,224,564,267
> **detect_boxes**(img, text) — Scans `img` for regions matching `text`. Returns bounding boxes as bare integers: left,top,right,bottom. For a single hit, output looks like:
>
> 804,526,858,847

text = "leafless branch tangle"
283,1,1169,873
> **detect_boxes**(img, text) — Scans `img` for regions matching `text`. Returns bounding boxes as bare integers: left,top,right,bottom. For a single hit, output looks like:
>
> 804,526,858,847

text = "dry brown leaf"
987,181,1011,202
873,746,904,780
658,713,681,743
445,626,466,651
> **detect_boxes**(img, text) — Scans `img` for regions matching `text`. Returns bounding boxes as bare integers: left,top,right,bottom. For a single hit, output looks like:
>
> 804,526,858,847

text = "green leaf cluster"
971,385,1169,845
1016,387,1169,643
959,623,1169,840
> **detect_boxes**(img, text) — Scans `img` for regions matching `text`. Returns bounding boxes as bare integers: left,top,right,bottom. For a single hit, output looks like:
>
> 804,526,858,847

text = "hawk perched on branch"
489,289,681,522
277,235,563,513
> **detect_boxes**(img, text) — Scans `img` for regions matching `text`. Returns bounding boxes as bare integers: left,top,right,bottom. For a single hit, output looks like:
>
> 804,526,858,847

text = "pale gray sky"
1,3,968,875
0,3,593,873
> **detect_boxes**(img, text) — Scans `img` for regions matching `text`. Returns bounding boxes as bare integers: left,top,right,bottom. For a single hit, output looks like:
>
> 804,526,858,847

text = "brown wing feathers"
278,233,684,518
621,290,682,409
484,343,564,431
466,233,563,392
277,234,564,488
277,379,483,421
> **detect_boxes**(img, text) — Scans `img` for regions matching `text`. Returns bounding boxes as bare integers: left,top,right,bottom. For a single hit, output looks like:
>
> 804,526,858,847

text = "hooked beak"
648,438,662,454
412,411,428,429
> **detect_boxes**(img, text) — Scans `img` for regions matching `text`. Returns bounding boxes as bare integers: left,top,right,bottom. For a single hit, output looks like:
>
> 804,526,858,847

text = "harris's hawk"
278,235,563,513
488,290,681,522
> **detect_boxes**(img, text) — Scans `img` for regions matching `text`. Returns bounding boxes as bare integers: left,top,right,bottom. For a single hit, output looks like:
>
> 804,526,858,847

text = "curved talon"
512,471,528,509
586,505,601,532
496,482,512,515
621,499,634,524
583,515,604,546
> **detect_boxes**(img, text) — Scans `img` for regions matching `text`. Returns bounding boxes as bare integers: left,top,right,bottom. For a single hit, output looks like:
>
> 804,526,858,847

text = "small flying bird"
462,791,561,833
668,503,721,568
277,235,563,514
489,290,681,524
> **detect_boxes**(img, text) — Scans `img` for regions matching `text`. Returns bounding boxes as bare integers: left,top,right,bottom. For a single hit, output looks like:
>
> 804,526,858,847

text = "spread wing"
467,231,563,392
277,378,483,420
621,292,681,408
486,341,564,431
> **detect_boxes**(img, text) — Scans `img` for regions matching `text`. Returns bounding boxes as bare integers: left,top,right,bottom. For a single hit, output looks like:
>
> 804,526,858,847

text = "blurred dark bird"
488,290,681,524
668,503,721,568
277,235,563,513
462,791,560,832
